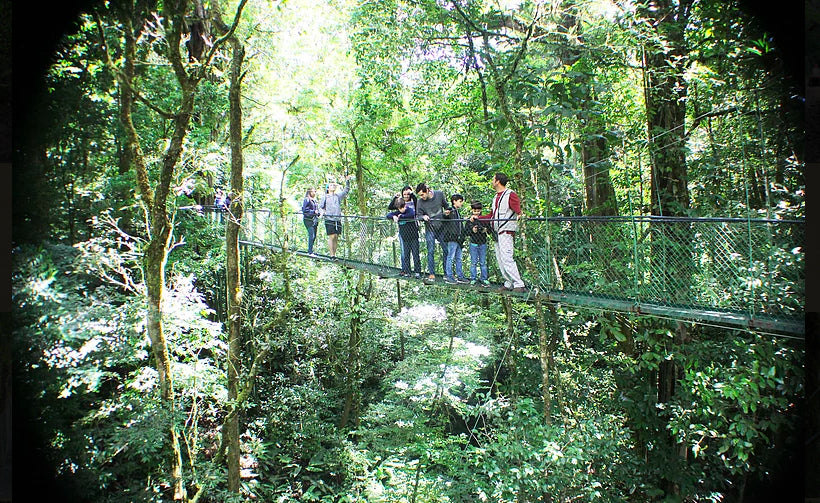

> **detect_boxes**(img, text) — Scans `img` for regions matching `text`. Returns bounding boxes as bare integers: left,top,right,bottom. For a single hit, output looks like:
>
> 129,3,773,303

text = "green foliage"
602,316,803,500
13,241,227,501
464,398,643,502
667,336,802,485
16,0,805,500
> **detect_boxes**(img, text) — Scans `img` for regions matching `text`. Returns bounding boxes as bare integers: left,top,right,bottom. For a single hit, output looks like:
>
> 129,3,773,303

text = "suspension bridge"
191,208,805,337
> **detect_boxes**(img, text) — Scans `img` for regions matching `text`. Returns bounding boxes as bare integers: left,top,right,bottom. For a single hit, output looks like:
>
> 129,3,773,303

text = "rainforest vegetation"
12,0,806,501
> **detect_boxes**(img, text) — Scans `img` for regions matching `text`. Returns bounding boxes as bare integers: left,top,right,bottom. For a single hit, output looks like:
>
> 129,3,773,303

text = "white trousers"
495,232,524,288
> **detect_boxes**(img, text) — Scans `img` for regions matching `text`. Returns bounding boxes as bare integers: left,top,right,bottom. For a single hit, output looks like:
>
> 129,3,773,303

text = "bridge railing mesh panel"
523,216,803,323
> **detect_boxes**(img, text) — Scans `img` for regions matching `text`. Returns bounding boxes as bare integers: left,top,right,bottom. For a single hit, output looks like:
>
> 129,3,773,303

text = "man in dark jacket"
415,183,449,282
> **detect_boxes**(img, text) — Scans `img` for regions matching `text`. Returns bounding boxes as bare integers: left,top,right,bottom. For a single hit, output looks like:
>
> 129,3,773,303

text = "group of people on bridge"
301,172,527,293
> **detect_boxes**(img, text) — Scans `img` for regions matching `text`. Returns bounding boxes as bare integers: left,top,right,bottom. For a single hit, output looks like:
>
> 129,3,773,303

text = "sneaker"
481,280,491,286
470,280,477,286
499,285,510,291
308,252,317,257
414,273,421,279
426,274,436,281
457,277,470,284
444,277,457,284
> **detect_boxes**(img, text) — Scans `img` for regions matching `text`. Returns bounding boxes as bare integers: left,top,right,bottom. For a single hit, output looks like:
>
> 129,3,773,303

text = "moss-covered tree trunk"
552,0,618,217
101,0,248,498
339,125,369,430
640,0,694,495
339,278,363,430
224,36,246,495
111,3,194,497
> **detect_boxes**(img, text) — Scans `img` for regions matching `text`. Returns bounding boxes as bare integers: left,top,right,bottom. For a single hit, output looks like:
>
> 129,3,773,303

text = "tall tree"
643,0,692,218
638,0,695,495
97,0,247,497
339,123,370,430
552,2,618,216
222,24,246,498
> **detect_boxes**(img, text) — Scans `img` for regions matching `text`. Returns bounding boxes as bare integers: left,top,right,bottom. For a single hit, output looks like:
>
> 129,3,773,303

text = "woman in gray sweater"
319,175,352,259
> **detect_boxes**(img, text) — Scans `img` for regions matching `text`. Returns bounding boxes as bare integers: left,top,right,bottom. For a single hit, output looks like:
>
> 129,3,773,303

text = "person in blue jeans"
388,186,420,273
465,201,491,285
386,197,421,277
415,183,449,282
442,194,469,284
301,188,320,256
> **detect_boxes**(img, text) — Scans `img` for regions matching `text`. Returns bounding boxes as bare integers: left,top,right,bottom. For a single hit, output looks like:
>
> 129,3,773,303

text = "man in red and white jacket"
471,172,526,292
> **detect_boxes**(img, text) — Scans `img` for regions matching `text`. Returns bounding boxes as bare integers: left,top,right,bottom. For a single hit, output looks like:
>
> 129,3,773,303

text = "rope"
461,302,520,449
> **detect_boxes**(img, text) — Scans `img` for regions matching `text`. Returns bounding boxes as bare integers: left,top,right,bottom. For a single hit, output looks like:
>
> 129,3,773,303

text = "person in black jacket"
465,201,491,285
442,194,468,284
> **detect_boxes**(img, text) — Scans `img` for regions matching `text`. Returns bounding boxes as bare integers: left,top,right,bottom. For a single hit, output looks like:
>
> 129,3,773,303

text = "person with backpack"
470,172,526,292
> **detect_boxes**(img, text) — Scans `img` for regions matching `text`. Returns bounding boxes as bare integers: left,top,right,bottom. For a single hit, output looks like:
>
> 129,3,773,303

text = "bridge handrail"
237,208,804,225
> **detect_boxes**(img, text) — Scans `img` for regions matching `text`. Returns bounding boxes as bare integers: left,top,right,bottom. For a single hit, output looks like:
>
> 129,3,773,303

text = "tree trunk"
582,135,617,216
554,1,618,218
108,1,205,498
481,13,539,414
501,296,517,401
639,0,693,496
116,10,187,497
224,36,246,495
101,0,249,498
643,0,691,219
339,280,362,430
339,125,369,430
535,299,557,424
554,2,621,294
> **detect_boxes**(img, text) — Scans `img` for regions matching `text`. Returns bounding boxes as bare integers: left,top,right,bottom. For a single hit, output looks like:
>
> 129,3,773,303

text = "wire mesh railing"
198,208,804,335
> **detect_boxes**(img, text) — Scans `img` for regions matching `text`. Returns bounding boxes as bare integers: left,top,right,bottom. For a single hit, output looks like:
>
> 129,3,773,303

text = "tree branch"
94,11,177,120
687,106,739,135
200,0,251,78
